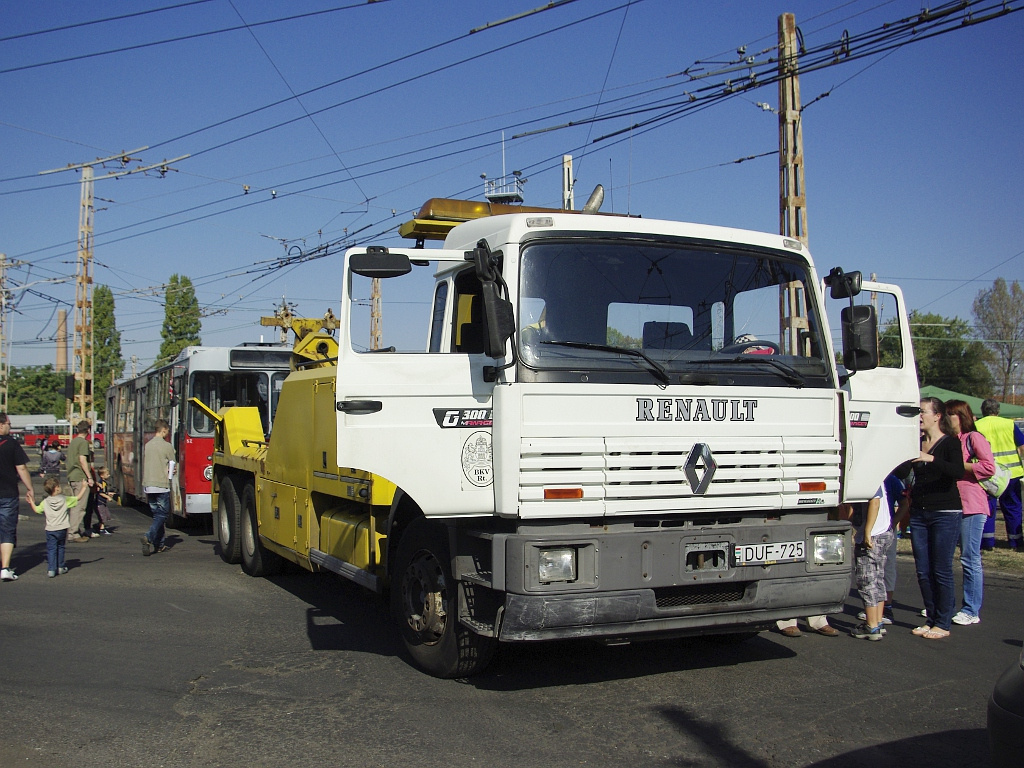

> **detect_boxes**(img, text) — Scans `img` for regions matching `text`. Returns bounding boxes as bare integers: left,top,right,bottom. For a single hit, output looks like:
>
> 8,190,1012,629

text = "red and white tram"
106,344,292,526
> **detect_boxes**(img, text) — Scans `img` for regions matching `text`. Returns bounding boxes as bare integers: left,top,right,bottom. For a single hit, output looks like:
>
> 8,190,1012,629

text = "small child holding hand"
94,466,115,535
33,476,89,578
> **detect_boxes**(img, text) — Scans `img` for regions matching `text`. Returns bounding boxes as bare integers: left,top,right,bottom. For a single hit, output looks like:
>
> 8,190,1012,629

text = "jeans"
0,495,18,546
146,492,170,550
46,529,67,572
910,508,962,630
959,513,986,617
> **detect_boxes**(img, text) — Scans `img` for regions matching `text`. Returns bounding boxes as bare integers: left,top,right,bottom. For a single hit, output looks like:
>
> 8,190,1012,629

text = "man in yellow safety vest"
975,398,1024,551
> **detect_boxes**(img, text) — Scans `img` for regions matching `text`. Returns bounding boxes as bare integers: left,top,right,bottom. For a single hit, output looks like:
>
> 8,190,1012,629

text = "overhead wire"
7,1,1020,339
0,0,216,43
0,1,393,76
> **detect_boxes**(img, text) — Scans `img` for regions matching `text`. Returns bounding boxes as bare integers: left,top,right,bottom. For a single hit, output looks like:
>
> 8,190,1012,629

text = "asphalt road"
1,488,1021,768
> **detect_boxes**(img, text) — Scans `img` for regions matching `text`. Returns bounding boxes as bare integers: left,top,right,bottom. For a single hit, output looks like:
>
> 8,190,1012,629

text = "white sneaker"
1,568,17,581
858,610,893,625
952,611,980,626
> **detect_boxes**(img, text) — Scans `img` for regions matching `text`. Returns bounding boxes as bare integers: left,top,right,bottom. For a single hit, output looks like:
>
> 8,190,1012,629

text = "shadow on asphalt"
806,728,989,767
163,516,801,685
654,706,989,768
474,632,796,690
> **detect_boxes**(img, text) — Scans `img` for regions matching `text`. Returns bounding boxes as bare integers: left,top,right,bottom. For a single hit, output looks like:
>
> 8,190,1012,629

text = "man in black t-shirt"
0,413,35,581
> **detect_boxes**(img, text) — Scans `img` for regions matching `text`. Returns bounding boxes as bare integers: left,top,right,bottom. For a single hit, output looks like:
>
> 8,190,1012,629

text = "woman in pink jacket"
946,399,995,625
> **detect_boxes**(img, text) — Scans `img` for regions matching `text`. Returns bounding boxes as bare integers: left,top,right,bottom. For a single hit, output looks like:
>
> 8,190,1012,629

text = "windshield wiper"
541,340,671,387
703,355,807,386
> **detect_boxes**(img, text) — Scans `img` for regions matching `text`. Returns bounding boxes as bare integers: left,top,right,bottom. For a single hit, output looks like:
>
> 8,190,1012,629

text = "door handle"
337,400,382,414
896,404,921,417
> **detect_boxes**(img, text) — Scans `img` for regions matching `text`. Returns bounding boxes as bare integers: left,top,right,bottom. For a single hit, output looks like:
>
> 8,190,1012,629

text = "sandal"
911,625,932,636
922,628,950,639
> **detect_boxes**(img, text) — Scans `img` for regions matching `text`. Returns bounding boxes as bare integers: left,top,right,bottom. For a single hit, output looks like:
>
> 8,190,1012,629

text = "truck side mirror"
350,248,412,278
841,304,879,371
481,282,515,358
825,268,863,299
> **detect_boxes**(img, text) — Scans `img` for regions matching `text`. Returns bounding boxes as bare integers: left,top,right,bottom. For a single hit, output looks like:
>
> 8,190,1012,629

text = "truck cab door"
835,281,920,501
334,257,498,517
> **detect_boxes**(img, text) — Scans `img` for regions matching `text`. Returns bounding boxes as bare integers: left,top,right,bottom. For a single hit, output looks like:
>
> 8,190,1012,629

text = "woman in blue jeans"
897,397,965,639
946,400,996,625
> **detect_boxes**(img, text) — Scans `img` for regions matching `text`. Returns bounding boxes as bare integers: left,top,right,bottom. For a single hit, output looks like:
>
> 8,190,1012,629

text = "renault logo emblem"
684,443,717,495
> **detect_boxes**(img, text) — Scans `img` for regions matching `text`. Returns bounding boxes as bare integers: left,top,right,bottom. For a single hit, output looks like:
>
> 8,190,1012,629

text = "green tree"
157,274,201,366
972,278,1024,398
880,310,993,394
606,327,642,349
7,365,65,418
93,284,123,416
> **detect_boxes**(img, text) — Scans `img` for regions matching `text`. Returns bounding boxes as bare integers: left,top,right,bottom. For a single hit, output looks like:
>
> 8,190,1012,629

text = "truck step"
460,570,493,588
459,616,496,637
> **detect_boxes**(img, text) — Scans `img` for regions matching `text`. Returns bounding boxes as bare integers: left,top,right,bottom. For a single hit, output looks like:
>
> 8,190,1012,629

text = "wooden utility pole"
562,155,574,211
778,12,807,245
0,254,7,413
39,148,188,424
778,13,809,355
369,278,382,350
73,163,95,425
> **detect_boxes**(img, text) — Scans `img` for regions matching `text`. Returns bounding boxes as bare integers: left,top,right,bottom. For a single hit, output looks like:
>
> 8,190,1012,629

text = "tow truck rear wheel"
240,482,283,577
390,518,496,678
216,475,242,564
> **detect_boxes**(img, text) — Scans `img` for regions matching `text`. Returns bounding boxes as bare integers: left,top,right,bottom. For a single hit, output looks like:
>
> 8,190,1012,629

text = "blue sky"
2,0,1021,371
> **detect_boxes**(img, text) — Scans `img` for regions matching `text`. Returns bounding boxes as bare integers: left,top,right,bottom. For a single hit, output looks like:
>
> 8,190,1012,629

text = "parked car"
988,643,1024,767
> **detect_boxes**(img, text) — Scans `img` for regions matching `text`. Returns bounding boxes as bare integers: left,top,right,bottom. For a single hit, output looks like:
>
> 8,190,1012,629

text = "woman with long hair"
897,397,965,639
945,399,995,625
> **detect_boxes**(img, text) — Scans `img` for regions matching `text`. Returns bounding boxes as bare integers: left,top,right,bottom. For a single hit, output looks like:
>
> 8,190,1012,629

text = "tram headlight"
203,465,213,481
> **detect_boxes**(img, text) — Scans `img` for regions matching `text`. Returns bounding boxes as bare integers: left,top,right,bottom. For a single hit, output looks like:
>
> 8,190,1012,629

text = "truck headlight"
813,533,845,564
537,547,576,583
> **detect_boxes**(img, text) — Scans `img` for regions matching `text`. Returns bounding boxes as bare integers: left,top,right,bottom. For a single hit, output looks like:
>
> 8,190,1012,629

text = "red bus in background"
18,422,71,450
105,344,292,527
17,421,104,451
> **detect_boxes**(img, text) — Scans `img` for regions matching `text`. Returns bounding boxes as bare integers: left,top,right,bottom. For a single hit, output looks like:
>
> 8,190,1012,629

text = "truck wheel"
240,482,283,577
390,518,497,678
217,476,242,564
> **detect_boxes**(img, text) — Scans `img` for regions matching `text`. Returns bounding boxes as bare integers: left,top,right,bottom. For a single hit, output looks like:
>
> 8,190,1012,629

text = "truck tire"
240,482,283,577
217,476,242,564
390,518,497,678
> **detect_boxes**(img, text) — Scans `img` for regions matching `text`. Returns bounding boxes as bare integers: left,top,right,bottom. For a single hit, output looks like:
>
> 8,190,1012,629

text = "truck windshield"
517,238,832,387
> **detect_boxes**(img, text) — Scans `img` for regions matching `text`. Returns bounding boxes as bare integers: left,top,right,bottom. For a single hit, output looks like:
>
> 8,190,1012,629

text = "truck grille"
654,582,750,609
517,436,840,517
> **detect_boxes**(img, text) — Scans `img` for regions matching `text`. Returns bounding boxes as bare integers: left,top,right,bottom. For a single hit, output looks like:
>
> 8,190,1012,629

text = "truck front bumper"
497,571,849,641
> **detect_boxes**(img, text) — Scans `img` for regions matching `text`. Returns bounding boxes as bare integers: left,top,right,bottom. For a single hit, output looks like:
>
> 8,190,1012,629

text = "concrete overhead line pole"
39,148,188,425
778,13,809,355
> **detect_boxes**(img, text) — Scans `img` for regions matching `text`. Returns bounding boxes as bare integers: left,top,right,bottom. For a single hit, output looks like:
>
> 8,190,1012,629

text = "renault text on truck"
198,196,920,678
